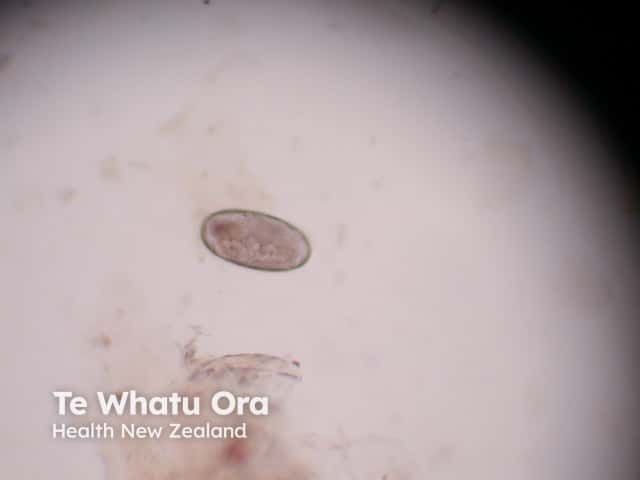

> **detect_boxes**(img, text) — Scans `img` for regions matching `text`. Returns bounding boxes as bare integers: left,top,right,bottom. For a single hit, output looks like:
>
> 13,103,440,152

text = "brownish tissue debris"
93,334,112,348
98,340,415,479
100,155,121,182
201,210,311,271
100,344,312,480
58,187,77,205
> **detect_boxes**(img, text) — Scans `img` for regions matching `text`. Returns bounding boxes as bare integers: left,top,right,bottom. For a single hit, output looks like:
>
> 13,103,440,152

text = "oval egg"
201,210,311,271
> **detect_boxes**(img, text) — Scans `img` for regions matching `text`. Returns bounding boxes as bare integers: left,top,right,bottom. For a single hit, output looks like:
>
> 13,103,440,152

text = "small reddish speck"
223,439,249,465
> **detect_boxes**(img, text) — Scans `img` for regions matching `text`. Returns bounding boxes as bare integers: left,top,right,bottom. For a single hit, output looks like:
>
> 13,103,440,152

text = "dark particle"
93,334,112,348
58,187,76,205
201,209,311,271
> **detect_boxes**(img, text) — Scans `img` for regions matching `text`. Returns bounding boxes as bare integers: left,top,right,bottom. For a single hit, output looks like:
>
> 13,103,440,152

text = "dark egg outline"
200,209,312,272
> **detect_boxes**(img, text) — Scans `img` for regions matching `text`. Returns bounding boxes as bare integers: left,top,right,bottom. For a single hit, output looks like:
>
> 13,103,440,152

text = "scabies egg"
201,210,311,271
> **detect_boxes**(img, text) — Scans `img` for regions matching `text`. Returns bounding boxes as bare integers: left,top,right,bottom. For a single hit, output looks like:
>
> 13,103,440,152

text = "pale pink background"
1,1,638,479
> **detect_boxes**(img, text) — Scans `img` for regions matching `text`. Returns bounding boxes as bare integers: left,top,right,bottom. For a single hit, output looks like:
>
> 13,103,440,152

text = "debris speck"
127,160,149,170
336,223,347,247
371,178,384,191
93,334,112,349
157,110,190,135
100,155,121,182
58,187,76,205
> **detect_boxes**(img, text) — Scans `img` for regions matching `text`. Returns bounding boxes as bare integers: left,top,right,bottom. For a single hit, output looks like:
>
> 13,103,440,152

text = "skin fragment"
95,339,415,480
201,210,311,271
100,346,311,480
